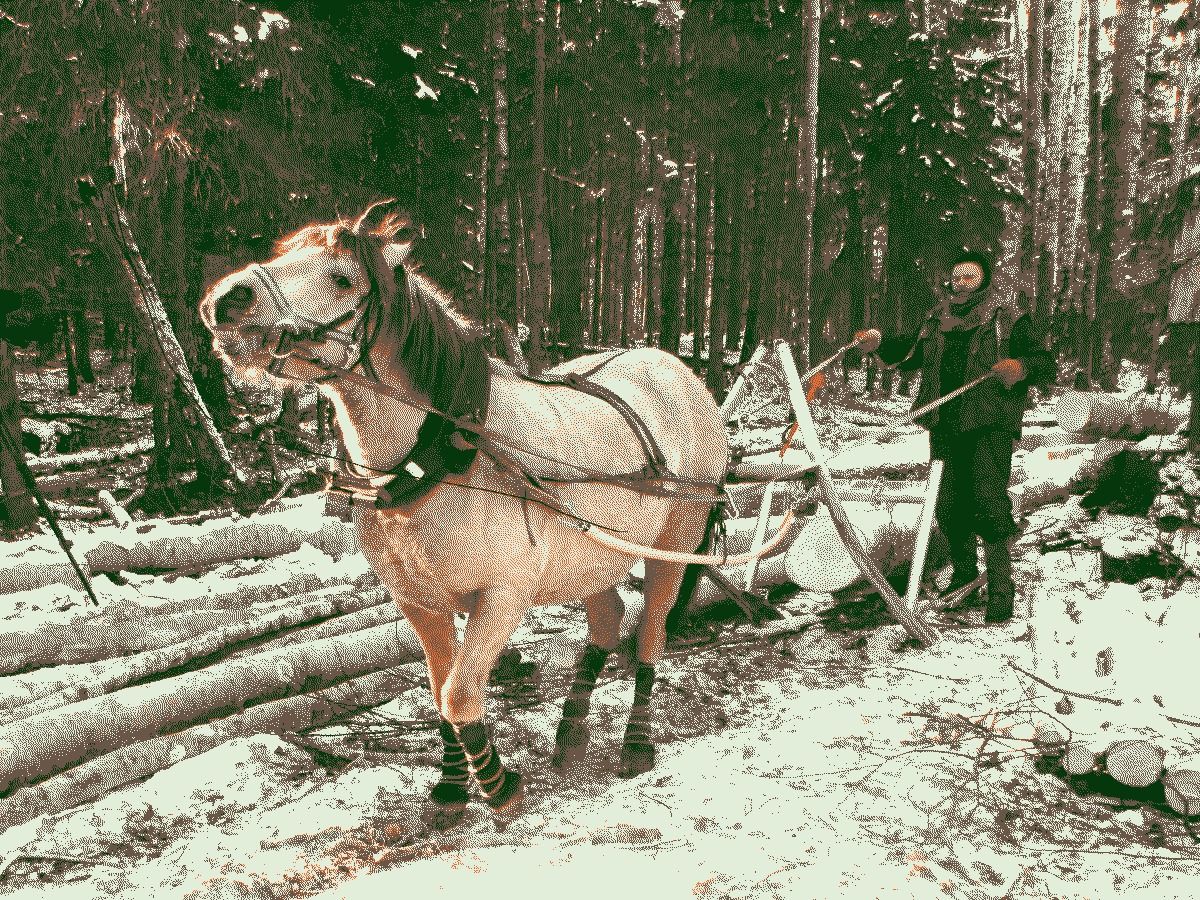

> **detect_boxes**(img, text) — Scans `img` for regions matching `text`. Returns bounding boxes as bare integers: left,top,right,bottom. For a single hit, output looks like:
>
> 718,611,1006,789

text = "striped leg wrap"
430,718,470,807
455,720,522,810
555,644,611,748
620,663,657,777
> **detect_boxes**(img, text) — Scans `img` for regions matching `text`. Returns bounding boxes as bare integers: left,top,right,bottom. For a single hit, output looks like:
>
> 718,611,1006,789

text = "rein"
275,354,729,508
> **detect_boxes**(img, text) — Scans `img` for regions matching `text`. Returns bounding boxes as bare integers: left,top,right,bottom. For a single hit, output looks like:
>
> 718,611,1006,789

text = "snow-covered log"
1103,739,1165,787
0,494,357,596
0,617,426,795
1008,444,1112,516
24,437,154,474
0,663,423,832
1162,766,1200,816
96,490,131,528
0,563,376,675
81,505,356,576
1055,391,1189,437
0,585,390,723
231,596,396,659
784,502,926,592
1062,744,1097,775
45,502,103,521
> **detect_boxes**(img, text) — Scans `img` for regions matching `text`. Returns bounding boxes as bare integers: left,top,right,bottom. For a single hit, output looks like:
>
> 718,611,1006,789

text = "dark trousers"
933,429,1018,553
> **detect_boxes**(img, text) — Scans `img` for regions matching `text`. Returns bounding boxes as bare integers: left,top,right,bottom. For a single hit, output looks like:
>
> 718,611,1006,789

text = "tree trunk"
0,339,37,531
1023,0,1046,311
0,664,421,833
1041,0,1076,306
72,311,95,384
1172,0,1198,187
526,0,551,374
797,0,820,372
1100,1,1152,309
487,0,517,348
706,160,733,399
0,617,427,795
87,180,242,490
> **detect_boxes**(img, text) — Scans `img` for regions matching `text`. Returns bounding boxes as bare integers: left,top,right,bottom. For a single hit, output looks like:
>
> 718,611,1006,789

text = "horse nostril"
214,285,254,326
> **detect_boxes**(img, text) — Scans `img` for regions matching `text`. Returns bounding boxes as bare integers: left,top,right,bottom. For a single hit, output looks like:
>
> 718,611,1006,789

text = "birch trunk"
0,618,425,795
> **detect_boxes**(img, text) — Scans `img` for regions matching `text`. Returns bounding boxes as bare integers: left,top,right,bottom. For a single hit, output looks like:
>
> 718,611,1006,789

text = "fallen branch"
1006,660,1124,706
24,437,154,474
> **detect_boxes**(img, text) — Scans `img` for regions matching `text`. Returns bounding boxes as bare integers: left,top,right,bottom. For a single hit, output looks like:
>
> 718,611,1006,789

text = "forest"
2,2,1200,897
0,0,1197,526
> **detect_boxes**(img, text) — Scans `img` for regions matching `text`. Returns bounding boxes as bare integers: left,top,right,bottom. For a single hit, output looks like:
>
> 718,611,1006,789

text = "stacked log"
1055,391,1190,438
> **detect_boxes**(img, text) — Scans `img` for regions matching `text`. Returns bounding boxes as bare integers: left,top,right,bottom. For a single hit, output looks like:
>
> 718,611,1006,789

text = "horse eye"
331,273,354,290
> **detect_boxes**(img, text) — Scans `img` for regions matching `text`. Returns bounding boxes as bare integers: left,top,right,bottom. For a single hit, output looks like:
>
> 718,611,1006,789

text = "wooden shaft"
774,340,938,646
903,459,944,613
743,482,778,590
896,372,995,426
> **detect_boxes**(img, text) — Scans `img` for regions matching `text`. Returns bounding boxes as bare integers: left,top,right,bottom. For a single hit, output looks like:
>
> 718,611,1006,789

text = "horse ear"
351,198,398,236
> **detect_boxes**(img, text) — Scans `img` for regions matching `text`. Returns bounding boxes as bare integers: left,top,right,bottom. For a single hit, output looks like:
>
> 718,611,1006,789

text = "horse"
200,202,788,823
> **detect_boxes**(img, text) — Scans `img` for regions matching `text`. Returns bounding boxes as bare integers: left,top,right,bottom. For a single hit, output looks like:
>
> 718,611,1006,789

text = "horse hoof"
551,721,590,768
486,771,525,817
619,743,656,779
423,801,467,832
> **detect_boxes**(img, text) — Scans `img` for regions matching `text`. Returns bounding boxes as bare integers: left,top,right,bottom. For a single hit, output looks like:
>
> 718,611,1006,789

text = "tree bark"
1023,0,1046,310
0,339,36,531
797,0,820,372
526,0,551,374
0,664,422,832
0,617,425,795
487,0,517,347
1171,0,1198,186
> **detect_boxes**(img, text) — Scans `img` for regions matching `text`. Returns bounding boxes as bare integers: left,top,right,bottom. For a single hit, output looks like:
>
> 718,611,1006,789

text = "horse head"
200,203,414,384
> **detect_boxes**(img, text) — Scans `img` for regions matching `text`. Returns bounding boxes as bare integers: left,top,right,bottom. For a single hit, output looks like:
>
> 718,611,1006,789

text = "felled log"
228,598,397,659
1162,765,1200,816
0,663,424,832
96,490,131,527
81,504,356,575
0,563,376,675
45,502,103,521
1055,391,1189,438
24,456,150,497
0,494,358,596
784,502,926,593
1103,739,1165,788
0,585,390,723
1008,444,1111,516
0,617,425,795
1062,743,1097,775
24,437,154,474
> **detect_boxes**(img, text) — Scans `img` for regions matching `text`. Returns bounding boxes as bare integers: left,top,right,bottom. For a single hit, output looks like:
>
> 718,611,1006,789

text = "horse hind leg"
621,501,712,778
552,587,623,768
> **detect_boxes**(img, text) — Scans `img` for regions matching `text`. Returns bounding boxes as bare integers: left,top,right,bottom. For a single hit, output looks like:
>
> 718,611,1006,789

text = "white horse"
200,204,787,822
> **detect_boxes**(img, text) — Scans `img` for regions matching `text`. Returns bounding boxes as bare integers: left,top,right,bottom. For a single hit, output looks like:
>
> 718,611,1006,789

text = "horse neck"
320,357,428,475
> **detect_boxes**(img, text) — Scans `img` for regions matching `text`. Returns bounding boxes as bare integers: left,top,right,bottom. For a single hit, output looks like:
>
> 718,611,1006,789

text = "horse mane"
278,212,492,414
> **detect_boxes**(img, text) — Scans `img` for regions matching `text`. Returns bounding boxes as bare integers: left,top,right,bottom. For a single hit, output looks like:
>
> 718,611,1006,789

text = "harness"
247,235,722,524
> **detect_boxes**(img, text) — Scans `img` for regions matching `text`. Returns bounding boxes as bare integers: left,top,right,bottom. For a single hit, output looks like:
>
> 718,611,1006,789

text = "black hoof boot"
424,782,469,831
619,742,656,778
485,770,525,816
551,718,590,768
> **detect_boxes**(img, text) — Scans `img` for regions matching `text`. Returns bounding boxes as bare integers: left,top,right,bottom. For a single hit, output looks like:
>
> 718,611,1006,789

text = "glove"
805,370,827,403
853,329,882,353
991,358,1026,388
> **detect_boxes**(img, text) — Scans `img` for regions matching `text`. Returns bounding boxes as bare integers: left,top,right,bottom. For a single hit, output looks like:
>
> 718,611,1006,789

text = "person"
852,251,1056,624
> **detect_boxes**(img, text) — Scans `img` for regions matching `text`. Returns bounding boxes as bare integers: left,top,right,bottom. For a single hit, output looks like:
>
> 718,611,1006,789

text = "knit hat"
949,250,992,293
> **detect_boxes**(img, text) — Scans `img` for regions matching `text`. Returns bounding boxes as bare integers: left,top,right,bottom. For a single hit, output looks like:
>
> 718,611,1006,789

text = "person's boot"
939,530,981,608
983,537,1016,624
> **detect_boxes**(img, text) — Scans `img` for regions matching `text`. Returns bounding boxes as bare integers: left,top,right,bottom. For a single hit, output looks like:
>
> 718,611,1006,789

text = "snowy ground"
2,360,1199,898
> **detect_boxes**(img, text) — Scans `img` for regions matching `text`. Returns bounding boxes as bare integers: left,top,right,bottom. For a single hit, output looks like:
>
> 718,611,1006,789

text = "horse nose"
213,284,255,326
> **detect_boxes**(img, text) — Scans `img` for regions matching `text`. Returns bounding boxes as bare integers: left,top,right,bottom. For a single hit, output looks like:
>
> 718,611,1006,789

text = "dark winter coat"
877,292,1056,458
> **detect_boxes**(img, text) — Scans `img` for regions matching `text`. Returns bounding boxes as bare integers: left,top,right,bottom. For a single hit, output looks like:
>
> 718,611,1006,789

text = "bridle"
247,262,370,377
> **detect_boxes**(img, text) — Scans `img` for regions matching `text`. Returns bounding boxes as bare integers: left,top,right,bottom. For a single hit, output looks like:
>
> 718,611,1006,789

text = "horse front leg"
396,601,470,829
442,589,530,814
552,587,623,767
